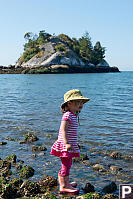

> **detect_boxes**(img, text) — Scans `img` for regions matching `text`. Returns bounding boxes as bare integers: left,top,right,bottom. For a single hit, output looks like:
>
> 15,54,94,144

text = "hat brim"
61,97,90,108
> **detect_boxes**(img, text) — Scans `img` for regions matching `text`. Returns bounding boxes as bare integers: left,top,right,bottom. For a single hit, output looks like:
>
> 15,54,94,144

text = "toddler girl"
50,89,89,194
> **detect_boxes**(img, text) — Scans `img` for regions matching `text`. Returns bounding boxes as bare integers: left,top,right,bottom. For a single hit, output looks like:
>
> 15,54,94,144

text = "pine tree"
92,41,105,65
78,32,93,62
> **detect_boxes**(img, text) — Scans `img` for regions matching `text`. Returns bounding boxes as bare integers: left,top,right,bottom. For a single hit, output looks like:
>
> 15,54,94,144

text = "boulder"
102,182,117,194
32,146,47,152
97,59,110,67
19,180,39,197
87,63,95,67
19,165,34,178
82,182,95,193
5,154,17,164
25,133,39,142
37,175,57,192
21,49,86,68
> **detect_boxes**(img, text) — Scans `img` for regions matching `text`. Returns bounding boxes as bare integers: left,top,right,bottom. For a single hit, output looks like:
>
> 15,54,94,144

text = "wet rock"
15,164,22,170
73,153,89,162
0,179,23,198
0,142,7,145
110,166,122,173
19,139,26,144
0,159,12,177
0,183,13,199
5,136,18,141
92,164,106,172
24,132,39,143
32,146,47,152
0,159,11,170
17,160,24,164
1,168,12,177
110,151,121,159
103,193,119,199
102,182,117,194
5,154,17,164
37,175,57,192
82,182,95,193
19,165,34,178
0,176,7,184
19,180,40,197
9,178,23,197
82,160,91,166
97,59,110,67
77,192,102,199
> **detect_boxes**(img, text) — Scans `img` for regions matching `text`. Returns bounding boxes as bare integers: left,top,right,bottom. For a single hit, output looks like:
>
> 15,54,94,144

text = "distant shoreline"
0,65,120,74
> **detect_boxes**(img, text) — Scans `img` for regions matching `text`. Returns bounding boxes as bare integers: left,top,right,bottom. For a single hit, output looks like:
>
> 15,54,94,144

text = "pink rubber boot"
58,175,79,194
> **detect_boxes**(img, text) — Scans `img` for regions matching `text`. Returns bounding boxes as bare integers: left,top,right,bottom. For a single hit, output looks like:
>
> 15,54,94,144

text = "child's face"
68,100,84,113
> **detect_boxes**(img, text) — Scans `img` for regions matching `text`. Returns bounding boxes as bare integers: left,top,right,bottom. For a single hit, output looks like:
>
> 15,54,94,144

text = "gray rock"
87,63,95,67
24,133,39,143
32,146,47,152
15,36,89,69
102,182,117,194
110,151,121,159
37,175,57,188
97,59,110,67
110,166,122,173
82,182,95,193
21,48,86,68
92,164,106,172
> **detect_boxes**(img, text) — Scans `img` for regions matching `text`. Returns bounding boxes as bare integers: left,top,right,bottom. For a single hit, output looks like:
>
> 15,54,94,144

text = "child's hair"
61,101,80,125
61,102,69,113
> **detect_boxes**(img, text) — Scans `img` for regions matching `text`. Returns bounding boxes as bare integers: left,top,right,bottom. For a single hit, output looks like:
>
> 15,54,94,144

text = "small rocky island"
0,31,119,74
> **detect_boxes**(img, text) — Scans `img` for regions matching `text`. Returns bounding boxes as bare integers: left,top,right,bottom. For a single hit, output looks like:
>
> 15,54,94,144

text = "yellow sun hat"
61,89,90,108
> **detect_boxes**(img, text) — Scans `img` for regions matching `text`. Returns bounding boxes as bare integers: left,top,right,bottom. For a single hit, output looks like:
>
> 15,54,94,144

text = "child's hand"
66,144,74,151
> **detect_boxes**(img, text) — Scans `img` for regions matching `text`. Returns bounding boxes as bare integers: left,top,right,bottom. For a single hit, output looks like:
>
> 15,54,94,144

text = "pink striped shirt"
50,111,80,157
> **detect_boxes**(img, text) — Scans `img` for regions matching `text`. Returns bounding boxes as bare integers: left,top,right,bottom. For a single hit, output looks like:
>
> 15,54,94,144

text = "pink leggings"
58,156,72,176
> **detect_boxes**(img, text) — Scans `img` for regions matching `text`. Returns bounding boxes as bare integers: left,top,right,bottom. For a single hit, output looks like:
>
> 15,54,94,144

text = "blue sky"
0,0,133,71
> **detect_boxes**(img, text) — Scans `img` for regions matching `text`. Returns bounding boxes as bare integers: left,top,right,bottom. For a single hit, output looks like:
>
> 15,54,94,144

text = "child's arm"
60,120,73,151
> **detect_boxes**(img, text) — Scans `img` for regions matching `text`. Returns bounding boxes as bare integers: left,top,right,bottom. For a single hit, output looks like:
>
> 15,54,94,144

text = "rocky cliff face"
15,36,109,69
97,59,110,67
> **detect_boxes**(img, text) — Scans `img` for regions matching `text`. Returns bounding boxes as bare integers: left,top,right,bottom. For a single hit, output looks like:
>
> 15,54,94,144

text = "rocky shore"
0,65,119,74
1,133,133,199
0,154,119,199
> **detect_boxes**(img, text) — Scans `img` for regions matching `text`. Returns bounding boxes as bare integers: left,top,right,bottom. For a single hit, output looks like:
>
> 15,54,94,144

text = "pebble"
110,151,121,159
92,164,106,172
110,166,122,173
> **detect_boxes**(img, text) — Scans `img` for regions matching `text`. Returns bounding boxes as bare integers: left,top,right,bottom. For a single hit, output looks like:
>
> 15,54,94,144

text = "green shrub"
55,43,66,52
19,47,39,63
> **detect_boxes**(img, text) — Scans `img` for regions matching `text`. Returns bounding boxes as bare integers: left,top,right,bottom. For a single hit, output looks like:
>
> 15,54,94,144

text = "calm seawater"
0,72,133,193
